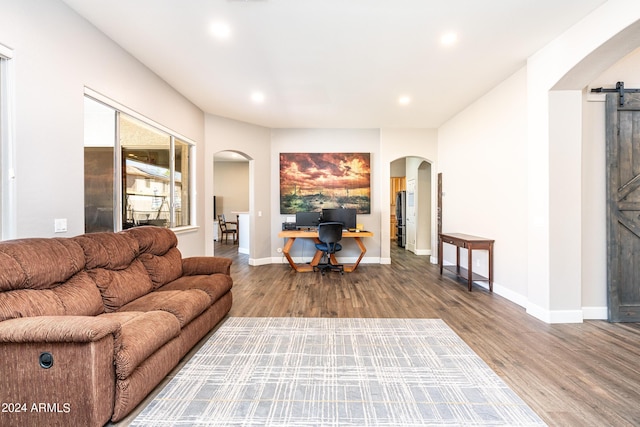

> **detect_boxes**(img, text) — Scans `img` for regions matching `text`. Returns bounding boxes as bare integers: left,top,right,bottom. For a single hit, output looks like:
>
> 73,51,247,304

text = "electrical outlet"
277,248,282,253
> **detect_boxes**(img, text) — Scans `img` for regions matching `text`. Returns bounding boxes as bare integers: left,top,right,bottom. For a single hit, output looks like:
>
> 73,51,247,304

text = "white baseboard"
582,306,607,320
413,249,432,256
549,310,584,324
526,302,584,324
527,304,609,323
491,283,528,309
249,257,272,266
526,303,551,323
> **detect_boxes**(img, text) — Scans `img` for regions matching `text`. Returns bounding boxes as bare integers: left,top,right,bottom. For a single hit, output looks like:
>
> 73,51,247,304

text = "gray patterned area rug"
131,317,546,426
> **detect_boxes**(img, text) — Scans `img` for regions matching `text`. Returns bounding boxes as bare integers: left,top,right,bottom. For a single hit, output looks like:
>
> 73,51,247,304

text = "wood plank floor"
217,241,640,427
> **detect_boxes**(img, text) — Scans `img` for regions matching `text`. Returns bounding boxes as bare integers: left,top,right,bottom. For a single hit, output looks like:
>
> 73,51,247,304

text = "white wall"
582,96,607,317
416,160,432,255
0,0,205,255
214,161,250,218
438,68,529,303
390,159,406,177
270,129,381,263
548,90,583,317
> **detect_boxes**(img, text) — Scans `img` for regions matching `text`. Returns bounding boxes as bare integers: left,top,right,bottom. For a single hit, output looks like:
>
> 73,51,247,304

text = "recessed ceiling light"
251,92,265,103
210,21,231,39
440,31,457,46
399,96,411,105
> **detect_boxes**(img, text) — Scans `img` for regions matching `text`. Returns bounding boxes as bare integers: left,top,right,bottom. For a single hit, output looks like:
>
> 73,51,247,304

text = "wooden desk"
278,229,374,272
438,232,494,292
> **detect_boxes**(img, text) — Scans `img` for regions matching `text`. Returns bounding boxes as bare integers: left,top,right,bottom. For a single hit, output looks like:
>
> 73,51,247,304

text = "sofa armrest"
182,256,232,276
0,316,121,343
0,316,119,427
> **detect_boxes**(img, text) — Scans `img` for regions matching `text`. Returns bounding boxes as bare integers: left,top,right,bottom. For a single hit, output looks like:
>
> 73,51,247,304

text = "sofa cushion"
0,238,85,291
74,232,139,270
124,226,177,256
52,271,105,316
158,274,233,304
0,272,103,321
0,289,65,321
138,247,183,289
99,311,181,380
118,290,211,328
88,260,154,312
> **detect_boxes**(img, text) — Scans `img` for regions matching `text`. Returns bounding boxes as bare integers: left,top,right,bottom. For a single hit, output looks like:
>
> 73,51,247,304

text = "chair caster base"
313,264,344,275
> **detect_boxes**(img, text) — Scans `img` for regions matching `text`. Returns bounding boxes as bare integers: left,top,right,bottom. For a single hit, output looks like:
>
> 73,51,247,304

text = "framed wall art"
279,152,371,214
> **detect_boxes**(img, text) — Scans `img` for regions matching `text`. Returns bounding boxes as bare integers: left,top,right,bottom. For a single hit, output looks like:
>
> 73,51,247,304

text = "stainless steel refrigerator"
396,190,406,247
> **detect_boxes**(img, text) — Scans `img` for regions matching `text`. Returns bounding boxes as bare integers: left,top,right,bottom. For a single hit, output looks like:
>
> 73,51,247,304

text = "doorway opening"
213,150,250,261
389,156,433,261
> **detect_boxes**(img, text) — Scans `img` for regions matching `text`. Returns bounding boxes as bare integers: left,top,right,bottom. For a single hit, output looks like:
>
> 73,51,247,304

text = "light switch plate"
54,218,67,233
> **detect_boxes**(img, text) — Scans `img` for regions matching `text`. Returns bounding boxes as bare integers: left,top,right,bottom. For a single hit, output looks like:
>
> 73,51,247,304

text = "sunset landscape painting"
280,153,371,214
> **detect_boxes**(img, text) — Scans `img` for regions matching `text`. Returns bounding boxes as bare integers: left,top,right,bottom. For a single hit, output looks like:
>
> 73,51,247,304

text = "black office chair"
313,222,344,275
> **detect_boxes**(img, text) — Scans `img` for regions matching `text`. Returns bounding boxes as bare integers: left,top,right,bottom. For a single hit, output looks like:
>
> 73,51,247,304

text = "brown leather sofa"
0,226,232,426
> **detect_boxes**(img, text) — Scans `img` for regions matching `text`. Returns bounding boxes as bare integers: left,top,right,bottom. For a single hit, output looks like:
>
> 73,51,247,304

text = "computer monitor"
321,208,357,229
295,211,321,229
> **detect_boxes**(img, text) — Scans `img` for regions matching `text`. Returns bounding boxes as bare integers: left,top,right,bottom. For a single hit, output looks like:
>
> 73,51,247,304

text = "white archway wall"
403,156,432,256
204,115,272,263
526,0,640,322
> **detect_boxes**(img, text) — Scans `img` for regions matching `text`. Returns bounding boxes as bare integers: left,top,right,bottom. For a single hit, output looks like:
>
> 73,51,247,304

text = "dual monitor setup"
295,208,357,231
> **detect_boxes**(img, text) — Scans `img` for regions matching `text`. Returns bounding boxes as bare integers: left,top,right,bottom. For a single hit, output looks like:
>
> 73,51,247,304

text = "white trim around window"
0,43,16,240
84,87,196,146
0,43,13,60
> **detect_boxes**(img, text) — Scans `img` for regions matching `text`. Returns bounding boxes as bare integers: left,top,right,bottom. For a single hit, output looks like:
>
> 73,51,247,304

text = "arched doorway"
389,156,433,260
213,150,251,260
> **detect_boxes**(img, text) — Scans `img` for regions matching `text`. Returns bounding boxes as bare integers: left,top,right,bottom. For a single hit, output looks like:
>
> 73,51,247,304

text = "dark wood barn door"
607,92,640,322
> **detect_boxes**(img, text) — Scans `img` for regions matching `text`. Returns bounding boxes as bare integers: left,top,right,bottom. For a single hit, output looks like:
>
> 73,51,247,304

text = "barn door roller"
591,81,640,106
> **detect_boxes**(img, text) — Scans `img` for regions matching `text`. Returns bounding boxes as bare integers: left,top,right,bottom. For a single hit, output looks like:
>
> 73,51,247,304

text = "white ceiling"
62,0,607,129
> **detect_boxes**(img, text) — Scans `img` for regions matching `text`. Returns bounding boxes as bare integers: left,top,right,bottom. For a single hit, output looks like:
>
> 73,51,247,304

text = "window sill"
171,225,200,234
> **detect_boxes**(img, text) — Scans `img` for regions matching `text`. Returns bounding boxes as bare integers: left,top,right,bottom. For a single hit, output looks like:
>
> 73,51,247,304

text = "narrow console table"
438,232,494,292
